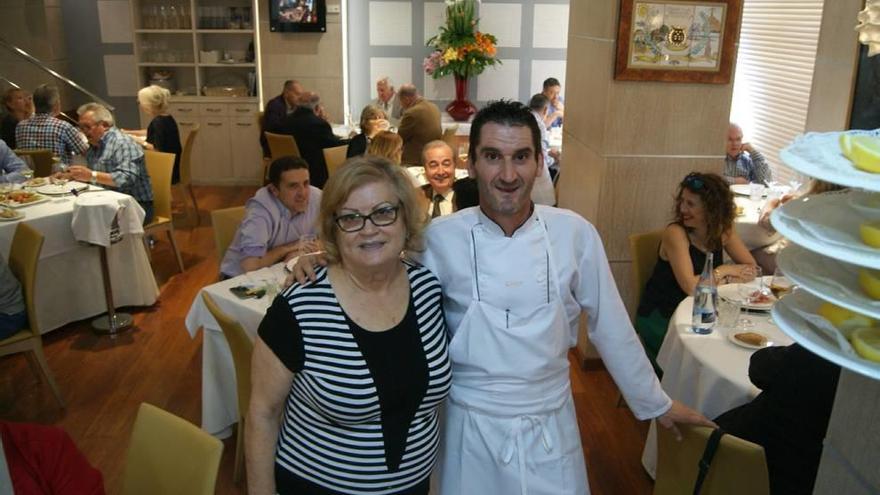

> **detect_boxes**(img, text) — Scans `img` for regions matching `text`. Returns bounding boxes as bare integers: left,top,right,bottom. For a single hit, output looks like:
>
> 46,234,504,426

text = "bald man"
724,123,771,185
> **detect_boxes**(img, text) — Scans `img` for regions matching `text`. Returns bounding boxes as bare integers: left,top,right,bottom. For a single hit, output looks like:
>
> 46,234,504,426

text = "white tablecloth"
71,191,145,246
185,264,288,437
0,188,158,332
734,196,781,250
640,296,793,478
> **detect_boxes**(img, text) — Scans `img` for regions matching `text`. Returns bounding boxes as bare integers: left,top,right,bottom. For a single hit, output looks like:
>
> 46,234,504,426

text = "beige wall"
258,0,344,122
0,0,73,107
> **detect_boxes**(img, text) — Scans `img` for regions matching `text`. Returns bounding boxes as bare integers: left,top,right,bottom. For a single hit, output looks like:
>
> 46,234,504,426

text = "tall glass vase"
446,74,477,122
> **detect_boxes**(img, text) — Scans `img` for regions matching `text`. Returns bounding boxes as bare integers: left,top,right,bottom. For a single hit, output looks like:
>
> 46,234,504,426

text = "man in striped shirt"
14,85,87,165
65,103,154,224
724,123,771,185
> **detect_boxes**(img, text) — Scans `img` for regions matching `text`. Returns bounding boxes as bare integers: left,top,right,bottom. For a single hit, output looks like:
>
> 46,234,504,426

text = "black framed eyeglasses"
334,204,401,233
682,173,704,190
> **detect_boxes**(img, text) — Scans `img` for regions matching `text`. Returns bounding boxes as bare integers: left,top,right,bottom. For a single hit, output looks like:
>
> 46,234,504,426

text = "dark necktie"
431,194,443,218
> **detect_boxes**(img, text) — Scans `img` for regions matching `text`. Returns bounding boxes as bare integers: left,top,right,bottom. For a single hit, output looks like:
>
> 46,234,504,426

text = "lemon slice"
859,268,880,300
861,221,880,248
817,302,875,338
849,136,880,173
851,327,880,363
840,133,853,157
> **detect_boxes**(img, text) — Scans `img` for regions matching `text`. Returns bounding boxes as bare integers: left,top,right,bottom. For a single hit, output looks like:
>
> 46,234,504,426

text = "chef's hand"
284,252,328,287
657,400,716,441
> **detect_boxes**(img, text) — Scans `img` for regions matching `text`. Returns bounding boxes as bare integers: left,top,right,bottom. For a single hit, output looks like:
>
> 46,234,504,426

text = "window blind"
729,0,825,185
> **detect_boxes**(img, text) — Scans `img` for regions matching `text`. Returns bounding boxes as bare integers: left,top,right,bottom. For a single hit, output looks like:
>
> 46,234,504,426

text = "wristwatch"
90,170,98,185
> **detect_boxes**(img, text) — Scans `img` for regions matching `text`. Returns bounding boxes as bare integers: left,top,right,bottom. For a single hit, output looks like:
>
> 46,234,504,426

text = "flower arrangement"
423,0,500,80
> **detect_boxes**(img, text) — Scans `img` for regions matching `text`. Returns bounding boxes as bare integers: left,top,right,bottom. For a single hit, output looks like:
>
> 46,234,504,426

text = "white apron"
438,212,589,495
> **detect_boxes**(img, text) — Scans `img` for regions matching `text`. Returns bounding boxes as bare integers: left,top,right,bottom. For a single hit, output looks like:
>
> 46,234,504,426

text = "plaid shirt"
14,113,88,165
86,127,153,204
723,150,772,185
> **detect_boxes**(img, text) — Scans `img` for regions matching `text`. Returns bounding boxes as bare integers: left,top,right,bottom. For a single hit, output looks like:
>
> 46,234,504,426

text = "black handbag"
693,428,726,495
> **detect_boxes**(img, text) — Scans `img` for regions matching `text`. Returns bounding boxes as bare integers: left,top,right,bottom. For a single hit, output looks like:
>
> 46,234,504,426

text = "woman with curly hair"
636,172,758,369
367,130,403,165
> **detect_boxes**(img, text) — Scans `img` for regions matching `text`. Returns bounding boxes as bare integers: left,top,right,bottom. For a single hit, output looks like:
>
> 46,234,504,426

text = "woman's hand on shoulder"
284,252,328,288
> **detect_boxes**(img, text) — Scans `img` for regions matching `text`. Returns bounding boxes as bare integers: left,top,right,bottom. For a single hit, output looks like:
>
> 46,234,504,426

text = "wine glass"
457,145,468,166
737,266,764,327
769,267,794,300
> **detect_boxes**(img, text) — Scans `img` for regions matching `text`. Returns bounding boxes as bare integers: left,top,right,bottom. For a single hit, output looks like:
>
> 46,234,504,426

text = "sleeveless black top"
637,230,722,319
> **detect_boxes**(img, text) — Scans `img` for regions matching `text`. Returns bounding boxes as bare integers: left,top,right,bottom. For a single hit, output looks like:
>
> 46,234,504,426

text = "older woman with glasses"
636,172,758,370
246,155,451,495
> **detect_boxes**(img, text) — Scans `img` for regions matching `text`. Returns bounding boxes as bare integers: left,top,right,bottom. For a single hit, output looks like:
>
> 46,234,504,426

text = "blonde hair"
358,104,387,135
137,85,171,113
367,131,402,164
319,155,426,265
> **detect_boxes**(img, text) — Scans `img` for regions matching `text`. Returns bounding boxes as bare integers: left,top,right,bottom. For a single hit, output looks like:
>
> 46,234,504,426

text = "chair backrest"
441,126,458,151
144,150,176,220
211,206,246,259
178,124,200,187
121,403,223,495
654,424,769,495
323,144,349,177
13,148,54,177
629,230,664,308
264,132,301,160
8,223,44,336
201,293,253,415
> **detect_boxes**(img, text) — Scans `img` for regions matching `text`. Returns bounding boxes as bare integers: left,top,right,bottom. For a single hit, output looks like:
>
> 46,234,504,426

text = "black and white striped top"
258,261,451,495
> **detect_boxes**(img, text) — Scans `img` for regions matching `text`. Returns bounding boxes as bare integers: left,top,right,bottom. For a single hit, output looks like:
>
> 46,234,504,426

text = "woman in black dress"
346,104,389,158
131,85,183,183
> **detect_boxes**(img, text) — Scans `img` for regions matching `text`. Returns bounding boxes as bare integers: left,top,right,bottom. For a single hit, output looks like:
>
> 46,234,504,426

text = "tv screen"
270,0,326,33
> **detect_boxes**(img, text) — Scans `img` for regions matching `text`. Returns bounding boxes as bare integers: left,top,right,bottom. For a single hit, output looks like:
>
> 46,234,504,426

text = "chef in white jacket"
419,101,713,495
289,100,714,495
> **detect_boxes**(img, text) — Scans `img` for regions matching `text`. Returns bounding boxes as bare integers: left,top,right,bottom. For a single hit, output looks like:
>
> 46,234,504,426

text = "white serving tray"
780,130,880,192
772,289,880,381
771,190,880,269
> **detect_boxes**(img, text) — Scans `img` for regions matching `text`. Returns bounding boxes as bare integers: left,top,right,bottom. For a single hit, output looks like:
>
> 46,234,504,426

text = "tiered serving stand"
770,130,880,381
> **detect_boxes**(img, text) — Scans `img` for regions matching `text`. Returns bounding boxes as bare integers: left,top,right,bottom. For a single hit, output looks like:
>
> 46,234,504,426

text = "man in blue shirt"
724,123,772,185
0,140,30,183
542,77,564,128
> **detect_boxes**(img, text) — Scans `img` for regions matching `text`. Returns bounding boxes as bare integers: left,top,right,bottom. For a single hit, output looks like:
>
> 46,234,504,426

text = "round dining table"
734,195,781,250
640,294,793,478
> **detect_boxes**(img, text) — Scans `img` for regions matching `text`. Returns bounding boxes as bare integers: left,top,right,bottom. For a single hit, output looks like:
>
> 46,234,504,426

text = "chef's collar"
476,202,539,238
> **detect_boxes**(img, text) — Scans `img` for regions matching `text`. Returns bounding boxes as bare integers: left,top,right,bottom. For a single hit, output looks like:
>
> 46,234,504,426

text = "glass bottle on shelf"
168,5,180,29
179,3,190,29
159,5,168,29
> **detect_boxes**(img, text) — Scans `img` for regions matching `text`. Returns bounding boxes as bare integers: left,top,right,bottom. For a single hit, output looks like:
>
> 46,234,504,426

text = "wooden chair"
144,150,185,273
121,403,223,495
264,131,301,161
211,206,246,261
655,424,769,495
201,293,253,483
13,148,54,177
323,144,349,177
176,124,200,225
0,223,64,408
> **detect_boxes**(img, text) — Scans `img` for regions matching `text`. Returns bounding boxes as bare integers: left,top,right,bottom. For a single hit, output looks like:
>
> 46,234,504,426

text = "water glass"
717,297,741,329
298,234,319,255
749,183,764,202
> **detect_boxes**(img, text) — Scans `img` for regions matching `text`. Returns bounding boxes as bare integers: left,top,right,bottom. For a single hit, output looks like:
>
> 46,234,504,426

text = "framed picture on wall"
614,0,743,83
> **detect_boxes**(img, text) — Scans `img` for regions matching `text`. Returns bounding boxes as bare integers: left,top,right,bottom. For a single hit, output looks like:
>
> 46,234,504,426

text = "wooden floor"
0,186,654,495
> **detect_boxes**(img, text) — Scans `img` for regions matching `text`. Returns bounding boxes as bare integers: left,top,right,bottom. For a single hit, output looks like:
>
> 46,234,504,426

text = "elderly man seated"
724,123,771,185
15,85,87,165
65,103,154,224
420,140,457,218
220,156,321,279
0,140,30,183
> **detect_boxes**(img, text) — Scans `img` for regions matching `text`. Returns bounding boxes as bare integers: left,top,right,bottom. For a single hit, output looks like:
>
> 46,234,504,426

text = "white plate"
771,190,880,269
772,289,880,380
0,210,24,222
0,193,50,208
777,244,880,320
718,277,776,311
33,181,89,196
780,130,880,192
727,330,774,350
730,184,766,197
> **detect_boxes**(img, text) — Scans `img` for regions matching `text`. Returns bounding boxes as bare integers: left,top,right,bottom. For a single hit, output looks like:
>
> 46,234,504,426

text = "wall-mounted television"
270,0,326,33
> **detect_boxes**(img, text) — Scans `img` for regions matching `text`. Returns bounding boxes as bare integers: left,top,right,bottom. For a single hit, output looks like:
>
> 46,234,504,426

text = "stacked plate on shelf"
771,131,880,380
